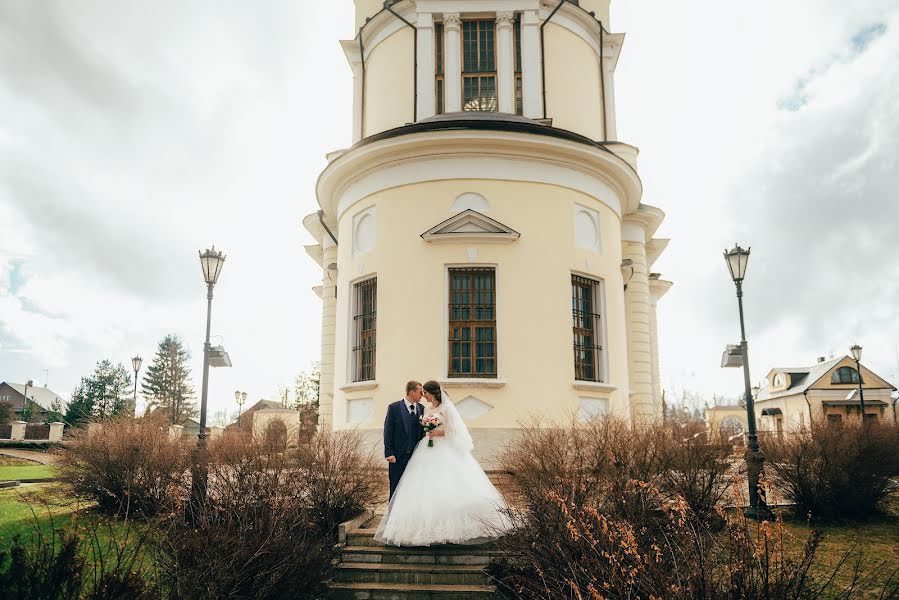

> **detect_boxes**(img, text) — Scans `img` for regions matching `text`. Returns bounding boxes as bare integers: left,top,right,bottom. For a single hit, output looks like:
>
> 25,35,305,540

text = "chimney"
817,356,826,364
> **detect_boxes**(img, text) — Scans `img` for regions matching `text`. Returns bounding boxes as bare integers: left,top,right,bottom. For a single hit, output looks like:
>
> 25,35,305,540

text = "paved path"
0,448,59,465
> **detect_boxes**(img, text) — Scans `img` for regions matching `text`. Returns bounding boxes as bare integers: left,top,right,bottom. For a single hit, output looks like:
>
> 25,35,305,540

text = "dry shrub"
490,417,896,599
156,428,381,600
57,414,190,517
765,421,899,520
659,425,733,517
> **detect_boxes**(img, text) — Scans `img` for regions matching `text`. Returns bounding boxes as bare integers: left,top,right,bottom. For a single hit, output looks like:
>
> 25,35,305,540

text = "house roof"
3,382,66,412
757,357,843,401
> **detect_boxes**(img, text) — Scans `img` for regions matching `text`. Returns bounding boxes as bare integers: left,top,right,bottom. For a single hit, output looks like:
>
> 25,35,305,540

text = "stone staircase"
327,514,499,599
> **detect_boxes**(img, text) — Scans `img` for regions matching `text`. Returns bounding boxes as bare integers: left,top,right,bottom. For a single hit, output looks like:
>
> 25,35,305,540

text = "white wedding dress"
374,391,510,546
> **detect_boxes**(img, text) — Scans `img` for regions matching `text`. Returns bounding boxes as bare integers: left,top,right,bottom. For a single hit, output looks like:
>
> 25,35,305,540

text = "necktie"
409,405,415,416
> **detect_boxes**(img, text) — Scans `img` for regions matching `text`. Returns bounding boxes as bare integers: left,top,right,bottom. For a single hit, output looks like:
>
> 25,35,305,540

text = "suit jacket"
384,399,425,458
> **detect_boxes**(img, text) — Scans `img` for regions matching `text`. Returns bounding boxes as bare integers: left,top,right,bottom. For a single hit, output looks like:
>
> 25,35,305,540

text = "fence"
0,424,11,439
25,424,51,440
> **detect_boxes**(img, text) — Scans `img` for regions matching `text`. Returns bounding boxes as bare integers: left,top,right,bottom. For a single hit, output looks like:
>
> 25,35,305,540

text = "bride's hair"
423,380,442,404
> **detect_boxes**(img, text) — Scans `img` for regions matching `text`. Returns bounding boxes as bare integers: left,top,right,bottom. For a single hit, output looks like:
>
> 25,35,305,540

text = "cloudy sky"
1,0,896,420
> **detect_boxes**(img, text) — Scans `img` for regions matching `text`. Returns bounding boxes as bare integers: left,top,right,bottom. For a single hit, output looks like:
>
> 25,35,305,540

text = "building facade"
304,0,672,464
755,356,898,431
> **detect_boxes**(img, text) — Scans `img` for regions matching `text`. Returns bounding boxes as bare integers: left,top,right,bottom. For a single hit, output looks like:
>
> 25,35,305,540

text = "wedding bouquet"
421,415,442,447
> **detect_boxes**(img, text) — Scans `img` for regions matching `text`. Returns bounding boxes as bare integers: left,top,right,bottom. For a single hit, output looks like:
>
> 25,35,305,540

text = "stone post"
10,421,26,441
168,424,184,440
48,422,65,442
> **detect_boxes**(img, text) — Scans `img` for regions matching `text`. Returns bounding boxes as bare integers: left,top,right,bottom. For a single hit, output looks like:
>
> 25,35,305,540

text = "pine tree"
64,360,133,426
141,334,197,424
65,379,94,427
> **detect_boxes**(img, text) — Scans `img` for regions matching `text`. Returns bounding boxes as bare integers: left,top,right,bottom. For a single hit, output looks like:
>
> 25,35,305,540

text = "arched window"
831,366,859,384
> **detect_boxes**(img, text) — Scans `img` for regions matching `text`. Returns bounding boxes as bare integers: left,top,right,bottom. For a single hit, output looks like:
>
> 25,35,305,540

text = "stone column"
48,422,64,442
168,424,183,440
416,12,436,120
520,10,542,119
622,223,654,424
496,11,516,114
443,13,462,113
648,276,672,419
602,56,618,141
317,238,339,430
10,421,26,441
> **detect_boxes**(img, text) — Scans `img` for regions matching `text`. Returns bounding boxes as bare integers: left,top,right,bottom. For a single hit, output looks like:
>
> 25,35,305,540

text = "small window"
352,278,377,382
572,275,604,382
831,366,859,384
435,22,445,114
448,268,496,377
462,20,497,112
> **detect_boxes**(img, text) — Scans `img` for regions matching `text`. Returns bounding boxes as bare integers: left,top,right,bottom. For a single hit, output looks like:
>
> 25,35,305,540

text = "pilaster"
649,276,672,419
622,223,653,423
520,10,542,119
318,239,339,430
496,11,516,114
416,12,436,120
443,13,462,113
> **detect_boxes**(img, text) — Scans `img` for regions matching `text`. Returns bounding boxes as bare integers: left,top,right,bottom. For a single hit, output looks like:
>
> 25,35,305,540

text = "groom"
384,380,426,499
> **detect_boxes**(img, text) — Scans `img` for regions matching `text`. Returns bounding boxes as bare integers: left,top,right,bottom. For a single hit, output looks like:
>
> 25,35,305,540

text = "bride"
374,380,510,546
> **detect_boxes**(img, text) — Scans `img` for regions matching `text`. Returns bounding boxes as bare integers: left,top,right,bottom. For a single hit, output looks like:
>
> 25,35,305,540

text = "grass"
0,484,80,549
0,455,57,481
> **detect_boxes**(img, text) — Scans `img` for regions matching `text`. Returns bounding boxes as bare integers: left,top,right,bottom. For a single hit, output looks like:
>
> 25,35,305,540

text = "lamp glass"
240,391,247,402
234,390,241,401
199,247,226,285
724,245,750,281
850,344,863,362
132,356,142,372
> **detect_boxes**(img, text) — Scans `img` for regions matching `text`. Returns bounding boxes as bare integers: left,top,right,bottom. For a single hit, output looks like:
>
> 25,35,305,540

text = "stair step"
341,546,500,566
346,529,497,550
327,581,495,600
335,562,491,586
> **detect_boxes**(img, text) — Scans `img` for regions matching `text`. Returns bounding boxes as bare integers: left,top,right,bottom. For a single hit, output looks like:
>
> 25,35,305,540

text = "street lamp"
131,356,142,417
235,390,247,428
191,246,226,516
724,244,770,519
850,344,866,421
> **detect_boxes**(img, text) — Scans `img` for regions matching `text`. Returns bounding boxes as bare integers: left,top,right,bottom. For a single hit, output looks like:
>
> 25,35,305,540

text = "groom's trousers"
388,452,413,499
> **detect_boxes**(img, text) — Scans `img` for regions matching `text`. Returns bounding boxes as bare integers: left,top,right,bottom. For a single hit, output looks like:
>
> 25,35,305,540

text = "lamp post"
235,390,247,428
724,244,769,519
192,246,225,516
850,344,866,422
131,356,142,417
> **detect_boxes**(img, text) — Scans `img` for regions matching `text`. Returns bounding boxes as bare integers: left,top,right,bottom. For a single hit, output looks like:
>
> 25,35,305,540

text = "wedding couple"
374,380,510,546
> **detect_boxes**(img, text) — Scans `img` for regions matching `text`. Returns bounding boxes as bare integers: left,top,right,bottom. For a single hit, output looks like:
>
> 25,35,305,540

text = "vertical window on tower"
572,275,604,382
448,268,497,377
435,22,445,114
513,14,523,115
352,277,377,382
462,19,497,112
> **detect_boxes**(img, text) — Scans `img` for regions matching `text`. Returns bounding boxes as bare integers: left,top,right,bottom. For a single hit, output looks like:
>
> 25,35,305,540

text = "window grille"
462,20,497,112
448,268,497,377
352,278,377,382
572,275,604,382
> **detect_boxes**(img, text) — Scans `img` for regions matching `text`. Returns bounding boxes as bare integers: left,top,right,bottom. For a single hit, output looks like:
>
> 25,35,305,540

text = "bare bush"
765,421,899,520
57,414,190,517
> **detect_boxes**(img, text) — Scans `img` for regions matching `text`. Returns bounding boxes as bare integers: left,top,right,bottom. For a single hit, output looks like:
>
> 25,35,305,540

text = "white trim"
573,203,602,253
339,381,379,393
439,379,507,388
520,10,542,119
418,0,539,12
573,381,618,393
621,223,645,244
416,12,436,120
496,11,516,114
335,155,624,220
422,209,520,244
443,13,462,113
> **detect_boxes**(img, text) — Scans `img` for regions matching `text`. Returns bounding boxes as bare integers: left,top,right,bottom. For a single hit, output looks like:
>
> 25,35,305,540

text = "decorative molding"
573,381,618,393
439,379,507,389
339,381,379,393
421,209,520,244
496,11,515,28
443,12,461,31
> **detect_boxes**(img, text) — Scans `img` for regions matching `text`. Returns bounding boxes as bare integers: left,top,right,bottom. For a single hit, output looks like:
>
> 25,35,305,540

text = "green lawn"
0,464,56,481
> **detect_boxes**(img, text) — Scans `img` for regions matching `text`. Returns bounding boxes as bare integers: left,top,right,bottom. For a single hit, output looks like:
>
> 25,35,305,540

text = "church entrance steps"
327,514,498,599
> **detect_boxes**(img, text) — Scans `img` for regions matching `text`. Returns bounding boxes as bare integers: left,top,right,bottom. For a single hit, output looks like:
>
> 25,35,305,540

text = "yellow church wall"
544,23,604,141
354,0,383,32
576,0,612,28
330,179,628,434
364,28,414,137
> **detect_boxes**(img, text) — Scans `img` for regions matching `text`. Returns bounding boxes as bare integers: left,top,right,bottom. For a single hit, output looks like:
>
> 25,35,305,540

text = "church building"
303,0,672,463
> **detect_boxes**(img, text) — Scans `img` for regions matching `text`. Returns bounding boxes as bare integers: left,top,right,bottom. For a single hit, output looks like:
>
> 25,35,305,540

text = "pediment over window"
421,209,520,245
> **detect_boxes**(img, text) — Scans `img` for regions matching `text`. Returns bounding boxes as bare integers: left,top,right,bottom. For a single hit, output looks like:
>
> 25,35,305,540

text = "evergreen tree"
141,334,197,423
63,360,132,426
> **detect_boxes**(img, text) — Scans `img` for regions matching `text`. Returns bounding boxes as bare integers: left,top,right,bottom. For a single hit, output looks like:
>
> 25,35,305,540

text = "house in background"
0,381,66,422
754,356,896,432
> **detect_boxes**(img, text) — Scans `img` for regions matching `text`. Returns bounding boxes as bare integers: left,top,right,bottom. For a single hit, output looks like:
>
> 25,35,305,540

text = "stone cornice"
317,127,643,223
646,238,670,268
623,204,665,238
648,277,673,301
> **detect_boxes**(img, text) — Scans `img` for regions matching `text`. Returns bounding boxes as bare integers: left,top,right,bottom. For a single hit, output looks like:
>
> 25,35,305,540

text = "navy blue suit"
384,399,425,499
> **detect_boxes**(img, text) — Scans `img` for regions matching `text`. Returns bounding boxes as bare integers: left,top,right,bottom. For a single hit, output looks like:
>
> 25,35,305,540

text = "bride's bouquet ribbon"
421,415,442,447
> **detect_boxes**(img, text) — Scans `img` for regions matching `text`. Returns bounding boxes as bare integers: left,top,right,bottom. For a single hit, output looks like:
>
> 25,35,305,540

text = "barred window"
462,20,497,112
435,22,445,114
449,268,497,377
572,275,604,382
352,278,377,382
513,15,523,115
